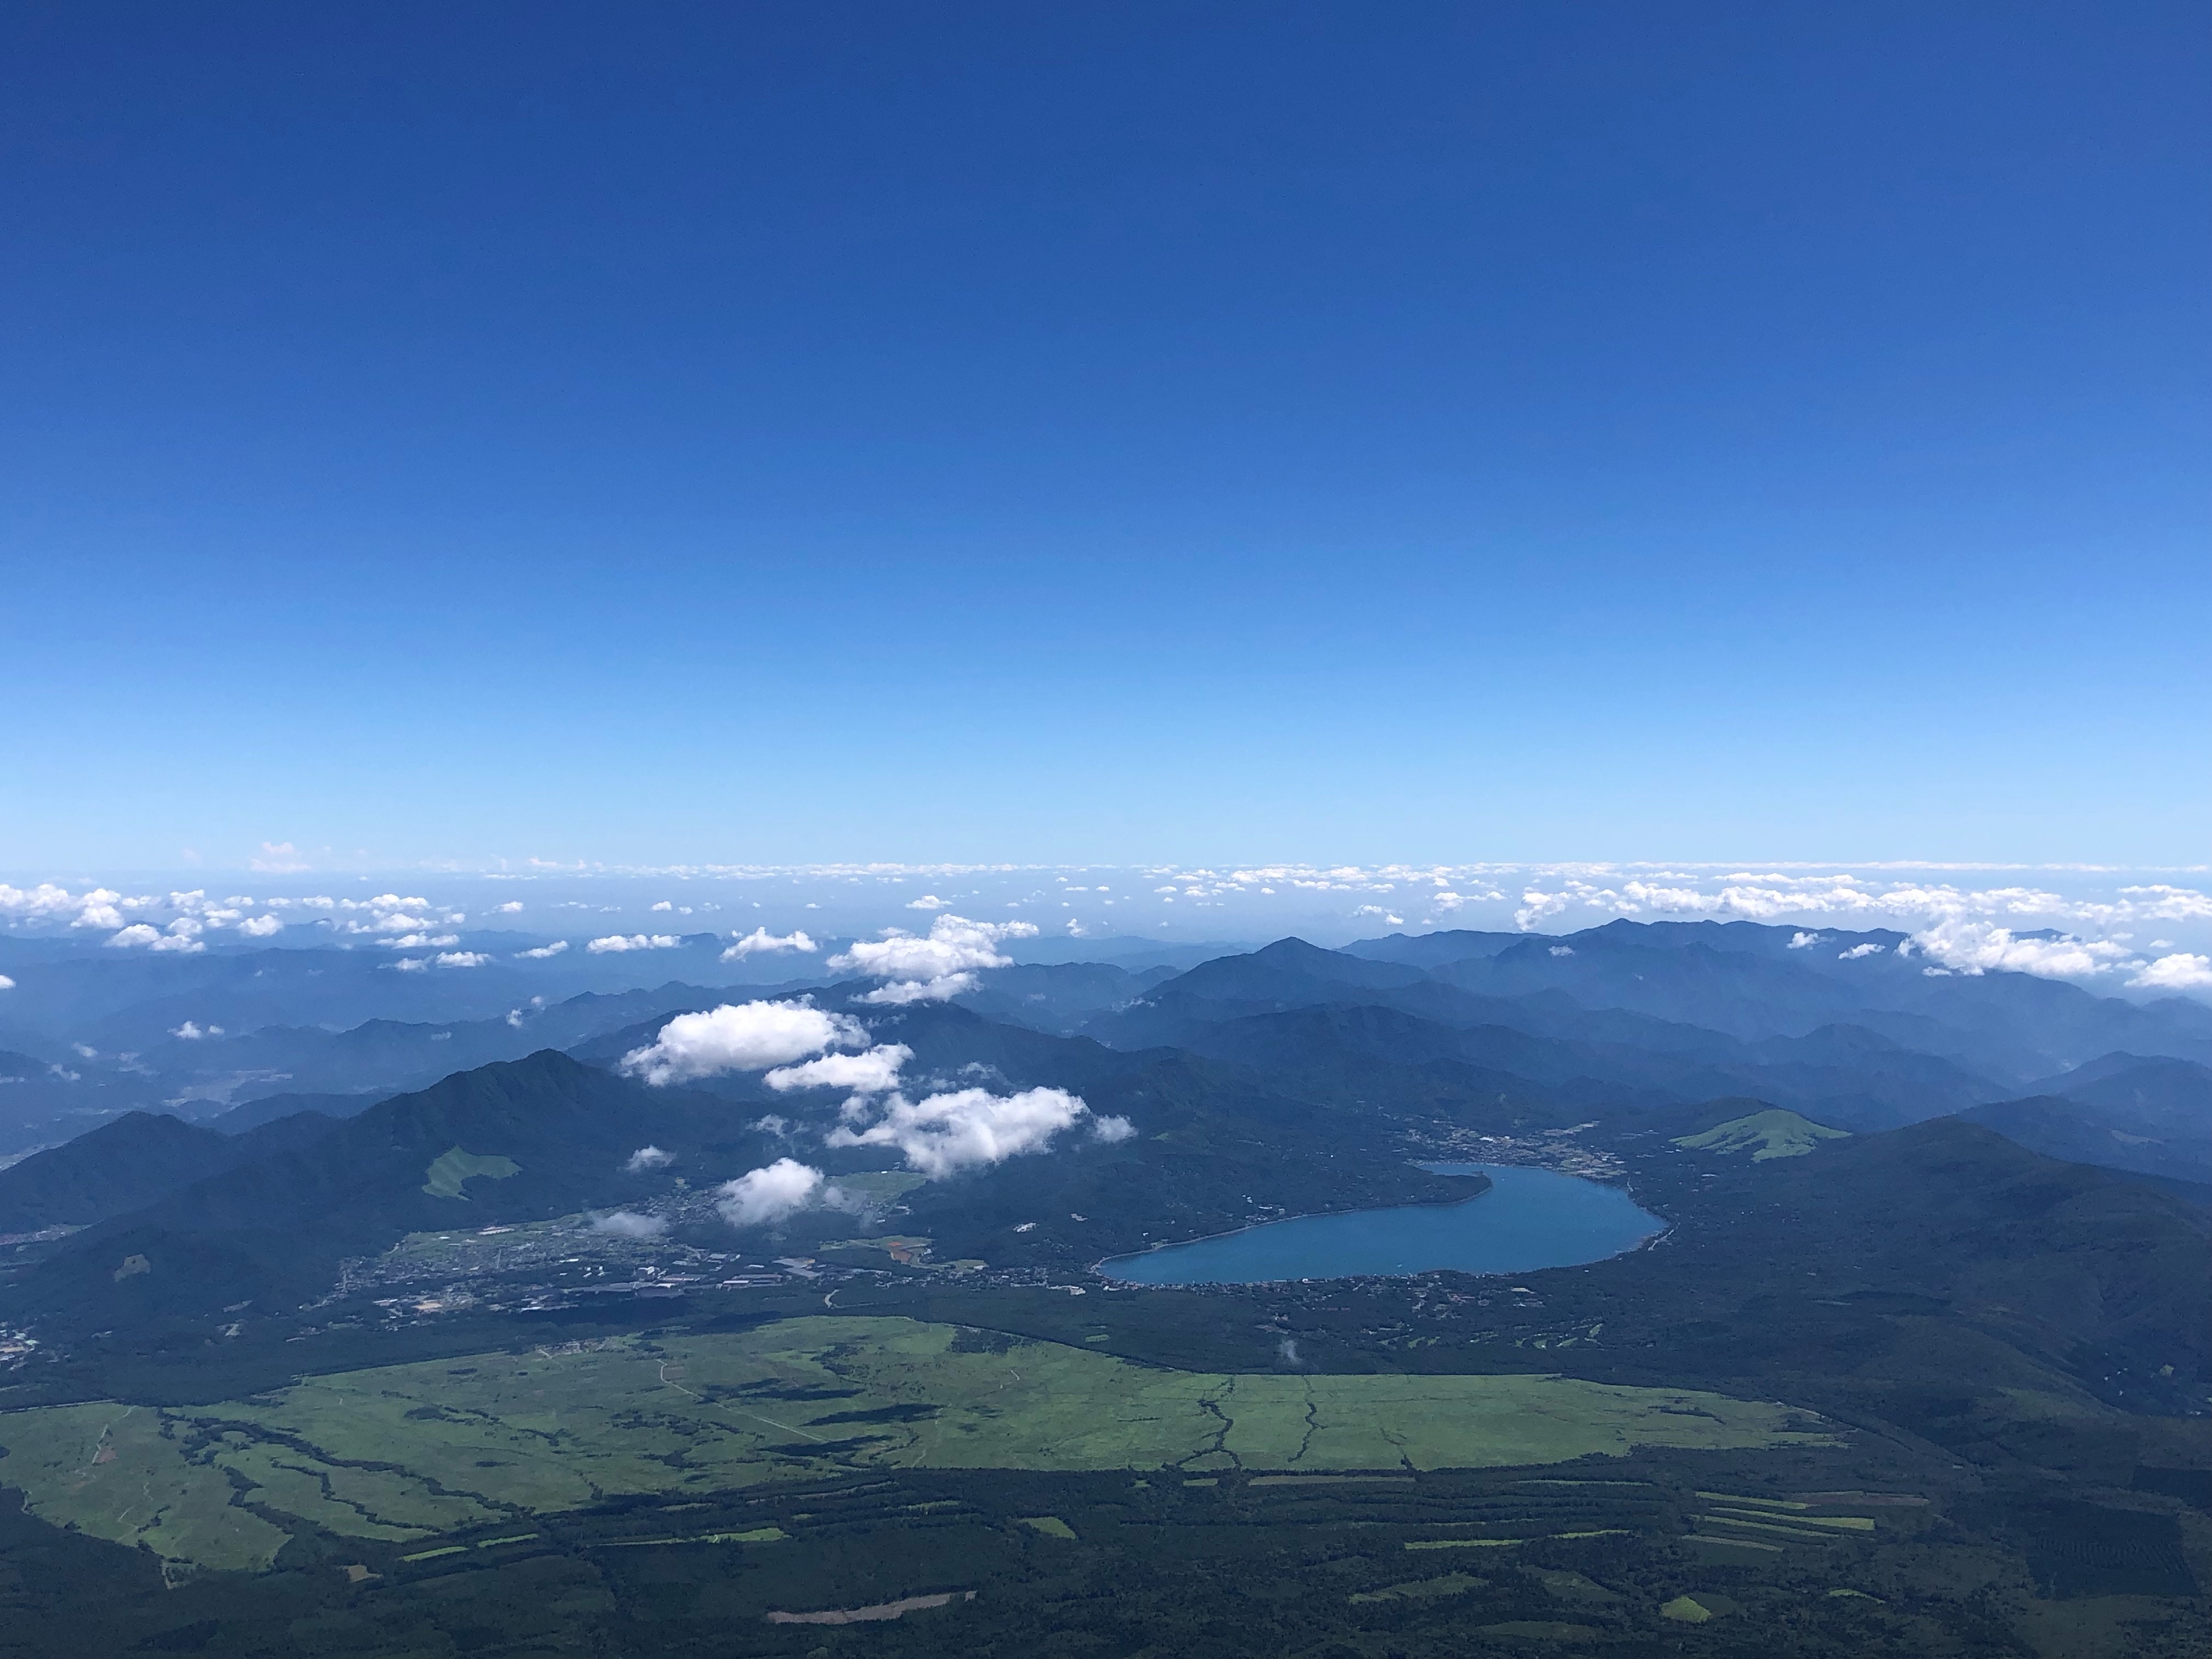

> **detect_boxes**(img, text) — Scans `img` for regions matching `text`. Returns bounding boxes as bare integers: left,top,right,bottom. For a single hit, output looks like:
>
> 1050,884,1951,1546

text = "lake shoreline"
1094,1164,1664,1287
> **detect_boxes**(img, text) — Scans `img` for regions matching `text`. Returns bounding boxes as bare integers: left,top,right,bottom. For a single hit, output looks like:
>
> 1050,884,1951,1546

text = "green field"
0,1316,1832,1569
1672,1110,1850,1161
420,1146,521,1198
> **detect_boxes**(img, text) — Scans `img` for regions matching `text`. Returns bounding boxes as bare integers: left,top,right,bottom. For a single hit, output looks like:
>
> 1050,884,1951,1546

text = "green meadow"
0,1316,1831,1569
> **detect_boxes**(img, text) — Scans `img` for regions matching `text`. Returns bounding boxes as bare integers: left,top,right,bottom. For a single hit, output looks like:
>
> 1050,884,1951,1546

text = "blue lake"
1097,1164,1665,1285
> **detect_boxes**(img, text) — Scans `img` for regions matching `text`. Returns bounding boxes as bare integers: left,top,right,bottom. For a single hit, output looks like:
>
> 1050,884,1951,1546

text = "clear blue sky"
2,2,2204,872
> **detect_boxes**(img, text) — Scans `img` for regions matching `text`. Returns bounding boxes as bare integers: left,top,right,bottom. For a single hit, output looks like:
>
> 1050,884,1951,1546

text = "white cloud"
765,1043,911,1096
0,975,13,991
170,1020,223,1040
1837,941,1886,960
620,1000,865,1086
590,1210,666,1238
906,894,950,910
1548,944,1575,957
588,933,680,953
651,901,673,912
515,941,569,959
390,957,429,972
716,1158,825,1226
855,975,970,1005
1092,1114,1137,1143
722,927,818,961
1909,919,2135,980
236,914,284,938
385,933,460,949
494,900,524,913
2129,953,2212,992
435,951,492,968
829,915,1037,1003
105,923,206,954
1787,931,1826,949
250,841,311,873
826,1085,1096,1178
1,883,98,921
625,1146,674,1171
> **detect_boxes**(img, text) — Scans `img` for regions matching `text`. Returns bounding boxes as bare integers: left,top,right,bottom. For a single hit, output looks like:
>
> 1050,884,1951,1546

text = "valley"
0,918,2207,1656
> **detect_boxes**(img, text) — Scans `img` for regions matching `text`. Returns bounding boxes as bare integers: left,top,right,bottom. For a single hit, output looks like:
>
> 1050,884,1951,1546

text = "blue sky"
2,3,2204,872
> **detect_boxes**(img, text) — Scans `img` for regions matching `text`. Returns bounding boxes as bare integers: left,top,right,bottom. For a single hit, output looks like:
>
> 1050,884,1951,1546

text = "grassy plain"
1672,1110,1850,1161
420,1147,520,1198
0,1316,1831,1568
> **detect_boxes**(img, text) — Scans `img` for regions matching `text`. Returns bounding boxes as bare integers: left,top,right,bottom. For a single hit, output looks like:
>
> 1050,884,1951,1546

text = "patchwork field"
0,1316,1832,1569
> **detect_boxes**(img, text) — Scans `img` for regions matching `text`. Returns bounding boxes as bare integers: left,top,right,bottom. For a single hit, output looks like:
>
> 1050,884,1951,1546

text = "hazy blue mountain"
1177,1000,1995,1129
1345,919,2212,1076
1,1051,776,1330
1429,927,1882,1040
0,1108,339,1234
1957,1097,2212,1187
2024,1052,2212,1121
1004,935,1251,971
953,960,1177,1034
1956,1054,2212,1186
130,979,820,1120
203,1091,383,1135
1340,928,1528,966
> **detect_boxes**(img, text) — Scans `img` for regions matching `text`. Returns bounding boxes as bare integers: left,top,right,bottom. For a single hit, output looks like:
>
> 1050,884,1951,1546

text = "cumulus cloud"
765,1043,911,1096
236,914,283,938
1548,944,1575,957
1091,1113,1137,1143
2129,953,2212,992
905,894,950,910
494,900,524,913
625,1145,674,1171
722,927,818,961
716,1158,825,1226
106,923,205,954
385,933,460,949
589,933,680,953
590,1210,667,1238
1787,931,1826,949
435,951,492,968
829,915,1037,1003
390,957,429,972
0,975,13,991
515,941,569,959
826,1085,1097,1178
169,1020,223,1040
1,883,98,922
1837,941,1886,960
620,1001,865,1086
1909,919,2135,980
